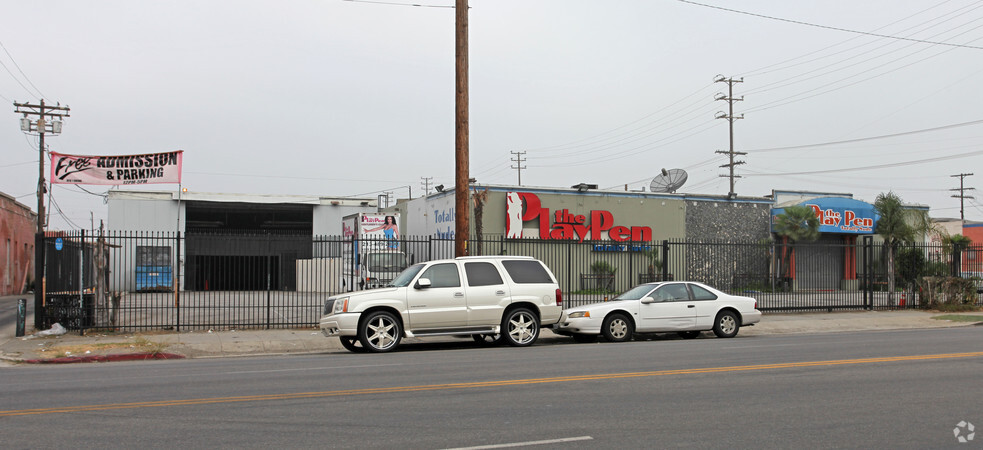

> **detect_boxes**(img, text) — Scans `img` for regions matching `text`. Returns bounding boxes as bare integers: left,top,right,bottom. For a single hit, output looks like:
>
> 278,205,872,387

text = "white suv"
319,256,563,352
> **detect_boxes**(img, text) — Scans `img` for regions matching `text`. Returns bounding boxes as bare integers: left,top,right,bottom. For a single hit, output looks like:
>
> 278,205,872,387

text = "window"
689,284,718,300
420,263,461,288
654,284,690,301
136,246,171,266
501,260,554,284
465,262,504,287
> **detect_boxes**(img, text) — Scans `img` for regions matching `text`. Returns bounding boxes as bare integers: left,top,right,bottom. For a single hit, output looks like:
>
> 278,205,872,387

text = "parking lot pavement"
1,308,981,365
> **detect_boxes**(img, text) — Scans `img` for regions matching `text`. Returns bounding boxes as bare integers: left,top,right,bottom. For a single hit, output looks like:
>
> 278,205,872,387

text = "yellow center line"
4,351,982,417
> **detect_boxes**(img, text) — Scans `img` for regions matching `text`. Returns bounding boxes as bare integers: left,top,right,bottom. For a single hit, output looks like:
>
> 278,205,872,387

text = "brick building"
0,192,37,295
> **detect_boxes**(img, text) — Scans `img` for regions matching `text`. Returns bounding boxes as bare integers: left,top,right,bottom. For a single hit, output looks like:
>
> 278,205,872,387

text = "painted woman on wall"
366,215,400,249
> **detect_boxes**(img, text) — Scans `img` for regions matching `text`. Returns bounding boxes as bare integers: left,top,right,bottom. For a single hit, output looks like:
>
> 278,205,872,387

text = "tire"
340,336,365,353
677,330,700,339
472,333,503,346
358,311,402,352
601,313,634,342
712,310,740,338
502,308,540,347
572,333,597,343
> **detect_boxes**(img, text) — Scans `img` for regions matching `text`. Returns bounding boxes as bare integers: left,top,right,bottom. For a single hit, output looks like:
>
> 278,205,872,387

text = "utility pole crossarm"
14,99,71,234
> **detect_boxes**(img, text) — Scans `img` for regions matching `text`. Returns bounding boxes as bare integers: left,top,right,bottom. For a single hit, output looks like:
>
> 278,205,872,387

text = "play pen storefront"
771,196,878,290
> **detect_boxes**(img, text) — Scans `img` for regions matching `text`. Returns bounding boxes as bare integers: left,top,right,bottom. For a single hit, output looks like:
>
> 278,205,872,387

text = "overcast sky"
3,0,983,231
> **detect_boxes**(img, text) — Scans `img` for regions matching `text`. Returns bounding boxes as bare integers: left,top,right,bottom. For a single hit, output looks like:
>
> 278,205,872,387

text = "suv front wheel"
502,308,539,347
359,311,402,352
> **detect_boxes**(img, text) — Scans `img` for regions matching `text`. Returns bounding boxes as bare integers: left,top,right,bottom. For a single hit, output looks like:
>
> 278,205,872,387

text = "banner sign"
771,197,878,234
50,151,183,185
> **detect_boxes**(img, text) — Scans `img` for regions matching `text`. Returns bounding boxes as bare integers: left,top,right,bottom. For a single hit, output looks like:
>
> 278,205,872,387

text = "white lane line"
444,436,594,449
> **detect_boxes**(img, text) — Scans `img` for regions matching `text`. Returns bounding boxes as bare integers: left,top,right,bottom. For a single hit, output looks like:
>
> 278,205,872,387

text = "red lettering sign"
506,192,652,242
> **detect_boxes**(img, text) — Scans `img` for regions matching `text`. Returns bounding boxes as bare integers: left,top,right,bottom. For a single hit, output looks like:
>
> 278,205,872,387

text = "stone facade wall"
678,199,773,290
684,199,771,243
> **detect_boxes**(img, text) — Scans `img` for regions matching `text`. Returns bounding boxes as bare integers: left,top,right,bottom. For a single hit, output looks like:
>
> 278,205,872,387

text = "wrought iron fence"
34,231,983,332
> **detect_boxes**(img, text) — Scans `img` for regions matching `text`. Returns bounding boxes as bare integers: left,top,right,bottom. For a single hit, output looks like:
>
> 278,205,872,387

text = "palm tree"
773,205,820,286
873,192,931,305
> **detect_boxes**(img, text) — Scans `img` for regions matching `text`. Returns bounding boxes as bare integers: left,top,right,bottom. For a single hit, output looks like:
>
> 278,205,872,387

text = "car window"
653,284,690,301
615,284,660,301
389,264,424,287
420,263,461,288
689,284,717,300
464,262,504,287
501,260,555,284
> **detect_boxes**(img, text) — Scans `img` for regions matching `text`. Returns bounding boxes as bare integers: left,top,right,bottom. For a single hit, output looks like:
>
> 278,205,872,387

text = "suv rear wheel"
502,308,539,347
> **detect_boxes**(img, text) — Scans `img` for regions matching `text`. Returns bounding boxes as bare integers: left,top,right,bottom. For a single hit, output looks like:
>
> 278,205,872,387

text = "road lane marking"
445,435,593,449
3,351,983,417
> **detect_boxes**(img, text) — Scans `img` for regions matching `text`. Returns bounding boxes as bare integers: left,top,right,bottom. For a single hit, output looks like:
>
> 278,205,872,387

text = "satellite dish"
650,168,688,193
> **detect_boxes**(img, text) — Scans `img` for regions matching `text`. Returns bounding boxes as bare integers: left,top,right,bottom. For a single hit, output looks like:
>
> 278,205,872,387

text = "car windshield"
387,263,424,287
365,252,407,272
613,283,661,301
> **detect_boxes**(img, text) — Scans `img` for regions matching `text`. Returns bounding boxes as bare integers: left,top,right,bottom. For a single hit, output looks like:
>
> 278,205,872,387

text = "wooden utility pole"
950,173,975,222
511,150,526,186
14,99,70,233
455,0,469,257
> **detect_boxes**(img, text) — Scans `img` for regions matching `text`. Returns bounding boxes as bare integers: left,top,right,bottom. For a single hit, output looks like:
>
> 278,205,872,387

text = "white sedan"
554,281,761,342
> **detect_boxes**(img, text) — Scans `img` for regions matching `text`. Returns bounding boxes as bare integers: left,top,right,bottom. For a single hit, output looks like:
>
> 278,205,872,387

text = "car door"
463,261,510,327
637,283,696,331
404,262,467,330
688,283,721,328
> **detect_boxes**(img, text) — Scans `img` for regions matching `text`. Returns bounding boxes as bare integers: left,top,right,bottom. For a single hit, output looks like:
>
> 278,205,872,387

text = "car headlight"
568,311,591,318
333,297,349,314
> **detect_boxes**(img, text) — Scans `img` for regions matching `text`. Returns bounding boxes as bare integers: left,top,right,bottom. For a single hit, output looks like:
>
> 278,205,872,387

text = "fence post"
266,233,272,329
34,232,45,330
863,235,872,310
661,240,669,281
175,231,181,332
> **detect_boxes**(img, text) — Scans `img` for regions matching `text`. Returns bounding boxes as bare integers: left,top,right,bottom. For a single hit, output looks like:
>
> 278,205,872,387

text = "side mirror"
415,277,432,289
640,296,656,304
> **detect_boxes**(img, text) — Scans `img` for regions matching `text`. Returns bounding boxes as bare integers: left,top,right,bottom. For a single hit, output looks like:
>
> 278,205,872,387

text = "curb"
22,352,185,364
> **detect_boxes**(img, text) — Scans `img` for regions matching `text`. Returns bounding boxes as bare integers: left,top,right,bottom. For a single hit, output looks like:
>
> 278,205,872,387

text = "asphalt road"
2,327,982,449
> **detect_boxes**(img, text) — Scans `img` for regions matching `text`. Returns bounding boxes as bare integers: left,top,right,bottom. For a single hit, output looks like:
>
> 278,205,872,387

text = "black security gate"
34,231,982,333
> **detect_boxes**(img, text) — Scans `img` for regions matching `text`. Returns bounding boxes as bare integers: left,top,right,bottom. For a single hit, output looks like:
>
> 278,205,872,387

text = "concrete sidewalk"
1,309,981,365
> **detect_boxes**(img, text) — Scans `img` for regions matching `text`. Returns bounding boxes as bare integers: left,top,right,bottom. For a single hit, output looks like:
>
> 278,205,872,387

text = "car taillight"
555,288,563,307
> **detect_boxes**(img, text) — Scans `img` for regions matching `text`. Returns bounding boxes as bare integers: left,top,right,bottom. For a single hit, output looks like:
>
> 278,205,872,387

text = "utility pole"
714,75,745,199
510,151,527,186
454,0,470,257
950,173,975,222
14,99,70,234
420,177,433,195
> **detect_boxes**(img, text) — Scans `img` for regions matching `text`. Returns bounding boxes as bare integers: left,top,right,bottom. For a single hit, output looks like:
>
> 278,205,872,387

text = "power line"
677,0,983,50
745,118,983,153
341,0,454,8
0,40,45,98
745,149,983,177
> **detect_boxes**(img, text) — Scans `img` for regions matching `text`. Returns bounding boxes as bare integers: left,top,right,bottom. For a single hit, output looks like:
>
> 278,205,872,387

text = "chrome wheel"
503,308,539,347
359,311,402,352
